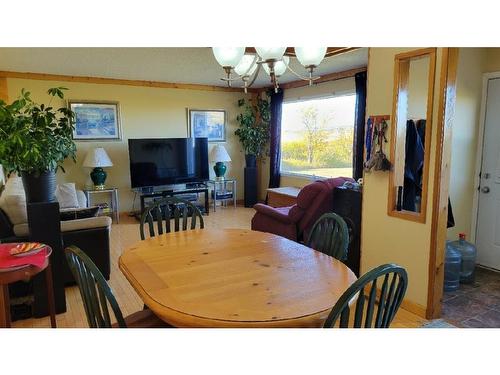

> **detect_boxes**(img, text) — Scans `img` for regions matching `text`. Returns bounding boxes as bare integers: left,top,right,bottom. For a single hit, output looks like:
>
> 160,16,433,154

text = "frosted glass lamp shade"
263,56,290,77
210,145,231,162
255,47,286,61
234,54,257,76
83,147,113,168
212,47,245,68
295,47,327,67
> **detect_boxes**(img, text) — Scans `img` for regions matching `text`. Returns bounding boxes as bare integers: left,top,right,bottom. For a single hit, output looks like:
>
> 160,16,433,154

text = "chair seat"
112,309,173,328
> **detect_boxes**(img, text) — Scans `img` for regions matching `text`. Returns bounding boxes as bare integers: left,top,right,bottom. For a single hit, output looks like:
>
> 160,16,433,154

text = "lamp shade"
210,145,231,163
295,47,327,67
83,147,113,168
234,54,257,76
263,56,290,77
212,47,245,68
255,47,286,61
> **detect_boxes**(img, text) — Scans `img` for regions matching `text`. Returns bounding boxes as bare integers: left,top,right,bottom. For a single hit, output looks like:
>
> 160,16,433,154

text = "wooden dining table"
119,228,357,328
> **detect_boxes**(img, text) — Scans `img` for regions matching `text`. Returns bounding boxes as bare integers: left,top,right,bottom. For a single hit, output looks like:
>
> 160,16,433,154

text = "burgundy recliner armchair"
251,177,354,242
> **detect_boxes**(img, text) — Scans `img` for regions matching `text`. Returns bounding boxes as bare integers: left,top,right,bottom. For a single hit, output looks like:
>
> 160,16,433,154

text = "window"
280,94,356,178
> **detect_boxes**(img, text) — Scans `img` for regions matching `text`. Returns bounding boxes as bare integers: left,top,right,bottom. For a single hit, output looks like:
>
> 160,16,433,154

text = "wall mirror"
388,48,436,223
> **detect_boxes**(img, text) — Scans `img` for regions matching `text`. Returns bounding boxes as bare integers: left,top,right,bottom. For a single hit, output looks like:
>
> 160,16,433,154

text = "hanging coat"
403,120,425,211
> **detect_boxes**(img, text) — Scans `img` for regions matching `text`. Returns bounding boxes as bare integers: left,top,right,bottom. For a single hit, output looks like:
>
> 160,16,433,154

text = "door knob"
481,186,490,193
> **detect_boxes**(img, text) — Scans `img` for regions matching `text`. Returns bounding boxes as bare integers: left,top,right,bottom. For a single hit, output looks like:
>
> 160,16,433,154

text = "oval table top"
119,229,357,328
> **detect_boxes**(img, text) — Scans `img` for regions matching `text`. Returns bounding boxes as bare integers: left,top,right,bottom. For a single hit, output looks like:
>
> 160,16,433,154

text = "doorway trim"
470,71,500,244
426,48,459,319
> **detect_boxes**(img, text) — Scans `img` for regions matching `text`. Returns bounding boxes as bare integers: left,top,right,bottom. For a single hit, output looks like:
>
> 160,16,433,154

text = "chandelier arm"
241,55,259,78
220,55,260,83
245,63,262,88
283,60,322,82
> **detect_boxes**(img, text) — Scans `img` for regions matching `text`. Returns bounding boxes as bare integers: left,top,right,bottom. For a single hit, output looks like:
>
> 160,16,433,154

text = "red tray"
0,243,51,271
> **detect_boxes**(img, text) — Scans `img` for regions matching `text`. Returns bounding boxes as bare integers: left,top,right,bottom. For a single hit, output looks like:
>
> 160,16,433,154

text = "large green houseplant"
0,87,77,202
235,93,271,167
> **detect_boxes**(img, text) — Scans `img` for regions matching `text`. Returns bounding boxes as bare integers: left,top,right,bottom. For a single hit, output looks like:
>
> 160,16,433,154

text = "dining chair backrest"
139,196,204,240
65,245,127,328
323,264,408,328
306,212,349,261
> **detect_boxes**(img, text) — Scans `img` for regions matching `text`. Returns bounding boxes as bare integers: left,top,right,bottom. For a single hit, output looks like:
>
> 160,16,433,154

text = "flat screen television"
128,138,209,188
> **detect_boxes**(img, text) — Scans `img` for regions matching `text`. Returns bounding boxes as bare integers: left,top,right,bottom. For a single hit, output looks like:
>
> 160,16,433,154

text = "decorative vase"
245,154,257,168
21,170,57,203
213,162,227,180
90,167,107,189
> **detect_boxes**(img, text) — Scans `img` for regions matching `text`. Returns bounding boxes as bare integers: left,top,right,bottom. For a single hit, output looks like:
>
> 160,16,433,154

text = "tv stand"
134,183,209,219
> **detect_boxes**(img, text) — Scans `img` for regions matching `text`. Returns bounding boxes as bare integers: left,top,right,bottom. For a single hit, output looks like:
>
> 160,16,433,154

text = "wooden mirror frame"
388,48,437,223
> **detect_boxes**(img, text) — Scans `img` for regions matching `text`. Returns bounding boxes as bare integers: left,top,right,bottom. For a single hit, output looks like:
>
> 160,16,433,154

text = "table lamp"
210,145,231,181
83,147,113,190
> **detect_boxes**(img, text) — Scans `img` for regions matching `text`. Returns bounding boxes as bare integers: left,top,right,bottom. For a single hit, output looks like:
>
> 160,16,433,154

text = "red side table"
0,246,56,328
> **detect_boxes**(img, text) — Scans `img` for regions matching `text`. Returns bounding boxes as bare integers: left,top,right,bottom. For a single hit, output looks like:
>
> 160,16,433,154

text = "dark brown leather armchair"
251,177,354,242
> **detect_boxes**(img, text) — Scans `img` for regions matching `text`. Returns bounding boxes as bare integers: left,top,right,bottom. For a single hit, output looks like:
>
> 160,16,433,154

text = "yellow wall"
361,48,445,312
6,78,246,212
258,77,356,199
484,48,500,73
448,48,486,240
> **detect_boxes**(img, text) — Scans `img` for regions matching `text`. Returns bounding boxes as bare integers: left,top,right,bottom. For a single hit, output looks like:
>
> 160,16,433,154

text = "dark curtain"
268,88,284,189
353,71,367,180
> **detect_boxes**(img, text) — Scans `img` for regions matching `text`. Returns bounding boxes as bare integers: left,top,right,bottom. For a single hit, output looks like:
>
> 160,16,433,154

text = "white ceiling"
0,48,368,88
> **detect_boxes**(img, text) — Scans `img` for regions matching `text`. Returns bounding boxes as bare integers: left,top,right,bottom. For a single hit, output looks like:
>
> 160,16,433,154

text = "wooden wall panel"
0,76,8,101
427,48,459,319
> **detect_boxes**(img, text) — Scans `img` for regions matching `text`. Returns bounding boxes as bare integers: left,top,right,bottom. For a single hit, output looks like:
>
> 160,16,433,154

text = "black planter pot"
245,154,257,168
21,170,57,203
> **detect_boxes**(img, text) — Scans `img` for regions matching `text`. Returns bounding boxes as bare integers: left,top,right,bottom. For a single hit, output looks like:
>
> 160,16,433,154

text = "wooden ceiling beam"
244,47,360,58
259,66,367,92
0,70,260,94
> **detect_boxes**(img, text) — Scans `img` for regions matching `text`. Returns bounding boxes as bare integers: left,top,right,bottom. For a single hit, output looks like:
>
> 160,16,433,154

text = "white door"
476,77,500,270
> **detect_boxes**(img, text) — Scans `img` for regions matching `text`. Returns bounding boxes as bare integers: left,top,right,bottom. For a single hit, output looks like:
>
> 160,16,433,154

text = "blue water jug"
448,233,477,284
444,241,461,292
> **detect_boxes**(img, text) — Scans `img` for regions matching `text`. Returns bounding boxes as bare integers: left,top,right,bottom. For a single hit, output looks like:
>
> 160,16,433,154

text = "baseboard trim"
365,285,427,319
401,299,427,318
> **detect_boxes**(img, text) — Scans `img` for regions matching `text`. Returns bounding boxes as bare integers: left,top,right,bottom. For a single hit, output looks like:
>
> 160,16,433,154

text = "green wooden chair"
140,196,204,240
65,245,167,328
323,264,408,328
306,213,349,261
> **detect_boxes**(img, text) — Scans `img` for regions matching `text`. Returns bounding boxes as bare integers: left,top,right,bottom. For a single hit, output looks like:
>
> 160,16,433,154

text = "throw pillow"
0,194,28,225
60,206,101,221
55,183,80,209
0,175,27,225
3,175,25,196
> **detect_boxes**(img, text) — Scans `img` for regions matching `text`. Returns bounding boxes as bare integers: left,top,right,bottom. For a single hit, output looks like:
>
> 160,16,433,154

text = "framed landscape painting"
188,109,226,142
69,101,122,140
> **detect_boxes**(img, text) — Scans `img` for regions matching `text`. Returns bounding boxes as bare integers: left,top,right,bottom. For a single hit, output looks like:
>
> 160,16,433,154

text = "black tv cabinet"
135,184,209,219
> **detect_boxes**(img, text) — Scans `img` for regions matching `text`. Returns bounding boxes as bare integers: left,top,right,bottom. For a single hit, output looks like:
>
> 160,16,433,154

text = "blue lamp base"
90,167,107,190
213,162,227,181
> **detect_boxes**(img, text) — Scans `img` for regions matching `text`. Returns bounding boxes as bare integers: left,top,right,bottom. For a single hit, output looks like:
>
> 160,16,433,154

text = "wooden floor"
12,206,426,328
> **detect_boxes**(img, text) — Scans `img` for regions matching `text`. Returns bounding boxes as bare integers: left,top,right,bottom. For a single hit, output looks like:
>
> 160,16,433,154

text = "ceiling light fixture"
212,47,327,93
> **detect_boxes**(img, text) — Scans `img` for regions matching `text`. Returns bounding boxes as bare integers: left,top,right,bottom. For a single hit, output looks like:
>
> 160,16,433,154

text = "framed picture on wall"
69,100,122,140
188,109,226,142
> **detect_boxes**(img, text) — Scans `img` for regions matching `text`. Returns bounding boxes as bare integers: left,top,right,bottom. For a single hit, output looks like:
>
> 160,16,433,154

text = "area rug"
421,319,457,328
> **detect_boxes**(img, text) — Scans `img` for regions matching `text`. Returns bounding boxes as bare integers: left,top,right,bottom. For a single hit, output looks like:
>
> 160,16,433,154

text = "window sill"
280,172,324,181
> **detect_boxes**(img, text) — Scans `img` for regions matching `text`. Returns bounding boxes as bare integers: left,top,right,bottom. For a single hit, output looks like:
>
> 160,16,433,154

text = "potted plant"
235,93,271,168
0,87,77,203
